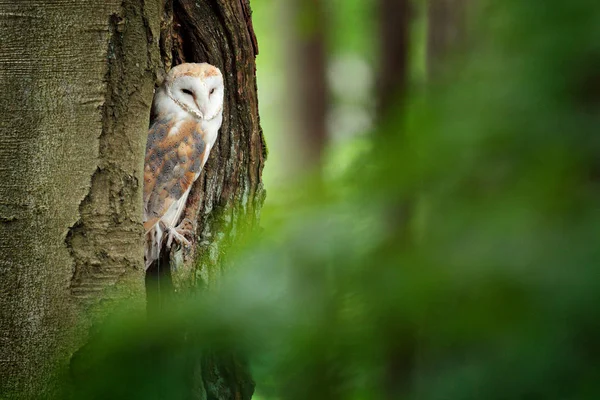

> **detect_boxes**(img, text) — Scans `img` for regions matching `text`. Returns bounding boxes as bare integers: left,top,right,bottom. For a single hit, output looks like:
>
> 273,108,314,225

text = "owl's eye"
209,88,215,95
182,89,193,96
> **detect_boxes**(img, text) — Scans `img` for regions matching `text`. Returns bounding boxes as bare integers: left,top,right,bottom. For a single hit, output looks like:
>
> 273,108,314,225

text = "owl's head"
164,63,224,121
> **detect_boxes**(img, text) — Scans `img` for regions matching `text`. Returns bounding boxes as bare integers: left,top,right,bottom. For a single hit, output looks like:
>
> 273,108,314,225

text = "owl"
144,63,224,270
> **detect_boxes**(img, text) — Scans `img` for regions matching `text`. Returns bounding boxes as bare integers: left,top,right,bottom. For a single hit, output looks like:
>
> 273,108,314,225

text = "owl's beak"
194,99,205,120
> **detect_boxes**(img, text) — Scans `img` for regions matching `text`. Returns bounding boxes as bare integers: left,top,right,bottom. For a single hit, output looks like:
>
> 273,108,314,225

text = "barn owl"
144,63,224,270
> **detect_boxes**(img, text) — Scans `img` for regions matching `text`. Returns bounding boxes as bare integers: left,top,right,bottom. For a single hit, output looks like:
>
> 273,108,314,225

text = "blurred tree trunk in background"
285,0,329,173
0,0,264,398
297,0,328,169
376,0,415,397
377,0,411,120
375,0,413,234
426,0,470,78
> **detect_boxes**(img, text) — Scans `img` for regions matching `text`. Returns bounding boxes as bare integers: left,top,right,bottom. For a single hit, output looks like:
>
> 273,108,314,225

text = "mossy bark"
0,0,264,398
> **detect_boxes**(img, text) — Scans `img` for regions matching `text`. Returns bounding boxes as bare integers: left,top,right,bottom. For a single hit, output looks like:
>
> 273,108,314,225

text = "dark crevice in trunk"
145,250,174,312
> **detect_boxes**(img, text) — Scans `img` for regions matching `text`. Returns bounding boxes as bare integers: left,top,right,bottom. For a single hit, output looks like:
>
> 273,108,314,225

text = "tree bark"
0,0,264,398
166,0,265,292
0,1,160,396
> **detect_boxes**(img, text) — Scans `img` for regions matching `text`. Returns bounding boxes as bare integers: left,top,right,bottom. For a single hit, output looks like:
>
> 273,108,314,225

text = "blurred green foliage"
61,0,600,399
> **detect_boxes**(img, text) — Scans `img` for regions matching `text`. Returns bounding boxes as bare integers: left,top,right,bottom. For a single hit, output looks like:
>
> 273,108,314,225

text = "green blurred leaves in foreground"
67,1,600,399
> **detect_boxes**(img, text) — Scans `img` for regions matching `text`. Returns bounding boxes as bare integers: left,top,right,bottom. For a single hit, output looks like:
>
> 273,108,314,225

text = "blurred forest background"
66,0,600,399
253,0,379,190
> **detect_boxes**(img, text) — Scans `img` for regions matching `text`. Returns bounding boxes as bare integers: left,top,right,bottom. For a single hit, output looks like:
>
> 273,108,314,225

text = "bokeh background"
68,1,600,399
253,0,379,189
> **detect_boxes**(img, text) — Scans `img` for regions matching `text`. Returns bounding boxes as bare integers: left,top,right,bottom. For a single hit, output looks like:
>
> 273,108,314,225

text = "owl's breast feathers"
143,115,207,232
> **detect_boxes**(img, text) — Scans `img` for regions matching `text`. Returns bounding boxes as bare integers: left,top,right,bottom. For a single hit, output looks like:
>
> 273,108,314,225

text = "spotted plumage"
144,63,224,270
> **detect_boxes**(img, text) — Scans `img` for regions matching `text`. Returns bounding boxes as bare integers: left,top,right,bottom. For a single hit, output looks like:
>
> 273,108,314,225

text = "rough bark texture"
0,0,264,398
0,0,161,397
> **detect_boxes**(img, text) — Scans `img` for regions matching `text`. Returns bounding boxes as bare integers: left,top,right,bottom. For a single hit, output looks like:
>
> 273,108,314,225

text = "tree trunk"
377,0,411,121
275,0,327,179
292,0,328,170
376,1,415,397
166,0,265,292
164,1,265,398
0,0,264,398
426,0,470,78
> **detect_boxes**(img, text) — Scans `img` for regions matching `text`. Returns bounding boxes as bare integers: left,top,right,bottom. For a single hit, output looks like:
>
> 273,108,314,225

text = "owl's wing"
143,116,208,233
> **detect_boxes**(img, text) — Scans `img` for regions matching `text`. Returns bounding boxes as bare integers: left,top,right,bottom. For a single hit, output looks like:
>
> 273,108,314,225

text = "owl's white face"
169,74,224,121
156,63,224,122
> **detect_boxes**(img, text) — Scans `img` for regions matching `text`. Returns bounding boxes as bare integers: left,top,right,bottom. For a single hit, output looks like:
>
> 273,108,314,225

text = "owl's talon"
166,225,192,249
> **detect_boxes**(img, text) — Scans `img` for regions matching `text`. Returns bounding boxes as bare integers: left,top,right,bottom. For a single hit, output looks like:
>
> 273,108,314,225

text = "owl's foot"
165,218,194,249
